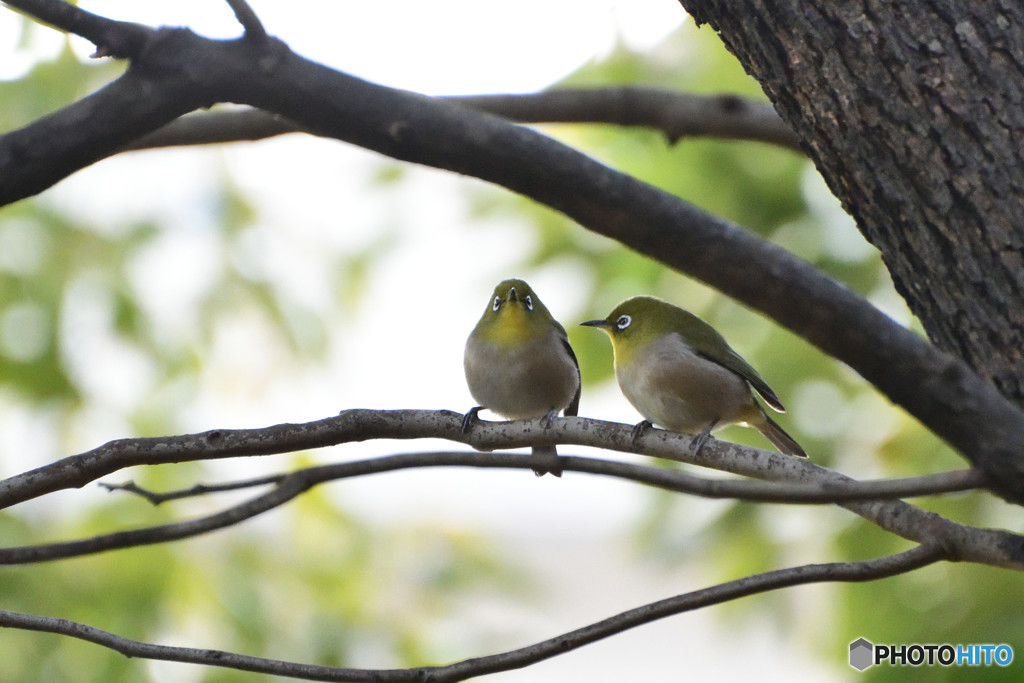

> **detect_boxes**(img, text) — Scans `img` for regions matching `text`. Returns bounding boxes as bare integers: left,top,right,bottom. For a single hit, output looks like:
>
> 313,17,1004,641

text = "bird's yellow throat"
480,307,544,348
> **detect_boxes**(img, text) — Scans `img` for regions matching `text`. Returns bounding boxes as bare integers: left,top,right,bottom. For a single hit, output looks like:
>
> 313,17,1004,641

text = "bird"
581,295,806,457
464,278,581,476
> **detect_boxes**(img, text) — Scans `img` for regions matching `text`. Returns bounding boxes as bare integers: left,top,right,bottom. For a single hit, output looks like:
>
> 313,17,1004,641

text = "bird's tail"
531,446,563,477
756,412,807,457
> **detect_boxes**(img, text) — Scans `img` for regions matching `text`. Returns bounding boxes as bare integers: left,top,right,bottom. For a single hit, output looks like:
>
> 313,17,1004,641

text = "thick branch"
3,3,1024,499
0,545,943,682
1,411,1021,569
125,89,803,152
2,0,152,57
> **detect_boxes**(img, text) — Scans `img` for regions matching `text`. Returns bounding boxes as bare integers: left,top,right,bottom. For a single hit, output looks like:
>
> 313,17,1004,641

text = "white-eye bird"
464,278,581,476
581,296,806,457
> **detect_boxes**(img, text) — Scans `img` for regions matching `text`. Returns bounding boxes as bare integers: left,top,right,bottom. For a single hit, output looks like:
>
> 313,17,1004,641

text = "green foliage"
0,43,123,126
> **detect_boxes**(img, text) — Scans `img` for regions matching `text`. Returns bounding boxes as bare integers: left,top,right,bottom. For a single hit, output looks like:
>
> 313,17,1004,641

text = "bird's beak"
580,319,612,329
507,287,518,302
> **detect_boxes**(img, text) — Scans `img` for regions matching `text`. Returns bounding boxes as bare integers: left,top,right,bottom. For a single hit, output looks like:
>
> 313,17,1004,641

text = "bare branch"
99,474,284,504
101,456,985,506
0,545,944,682
3,450,980,564
2,0,152,57
126,89,802,152
1,416,1019,568
223,0,267,42
0,410,961,507
1,461,315,564
431,544,944,682
455,89,801,148
127,108,295,148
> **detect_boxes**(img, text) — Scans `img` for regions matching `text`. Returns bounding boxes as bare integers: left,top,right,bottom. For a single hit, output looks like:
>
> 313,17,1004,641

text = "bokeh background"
0,1,1019,681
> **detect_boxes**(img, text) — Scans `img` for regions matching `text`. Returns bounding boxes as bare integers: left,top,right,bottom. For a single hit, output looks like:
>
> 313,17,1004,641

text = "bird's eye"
492,296,502,312
524,295,534,311
616,315,632,330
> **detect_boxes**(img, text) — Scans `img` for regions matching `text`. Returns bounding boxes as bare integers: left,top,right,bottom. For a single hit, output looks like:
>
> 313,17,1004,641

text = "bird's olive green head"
581,295,726,363
471,278,560,345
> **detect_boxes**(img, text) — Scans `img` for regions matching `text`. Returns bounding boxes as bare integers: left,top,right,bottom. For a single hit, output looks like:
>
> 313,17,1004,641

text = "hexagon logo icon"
849,638,874,671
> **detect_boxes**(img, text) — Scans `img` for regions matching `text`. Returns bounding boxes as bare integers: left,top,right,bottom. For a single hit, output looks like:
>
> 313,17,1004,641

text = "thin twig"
101,454,985,506
0,449,1001,566
126,88,802,152
223,0,267,41
2,0,152,57
0,545,944,682
99,474,284,504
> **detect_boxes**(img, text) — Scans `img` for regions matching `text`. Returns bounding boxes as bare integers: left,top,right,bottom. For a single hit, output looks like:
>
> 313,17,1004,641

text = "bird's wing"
706,347,786,412
556,322,581,416
682,318,786,413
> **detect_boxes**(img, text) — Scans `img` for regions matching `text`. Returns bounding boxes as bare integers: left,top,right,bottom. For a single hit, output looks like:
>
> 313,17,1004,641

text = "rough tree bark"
680,0,1024,404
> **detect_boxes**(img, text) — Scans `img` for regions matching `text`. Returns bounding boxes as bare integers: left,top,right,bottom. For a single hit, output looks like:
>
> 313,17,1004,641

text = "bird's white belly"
465,334,578,419
618,336,753,433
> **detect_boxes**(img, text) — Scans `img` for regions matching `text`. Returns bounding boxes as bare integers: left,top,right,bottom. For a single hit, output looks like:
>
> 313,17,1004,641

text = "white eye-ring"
492,296,502,312
524,295,534,311
616,315,632,330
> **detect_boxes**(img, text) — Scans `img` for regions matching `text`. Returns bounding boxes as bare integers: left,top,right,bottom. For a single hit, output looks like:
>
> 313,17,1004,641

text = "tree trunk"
680,0,1024,405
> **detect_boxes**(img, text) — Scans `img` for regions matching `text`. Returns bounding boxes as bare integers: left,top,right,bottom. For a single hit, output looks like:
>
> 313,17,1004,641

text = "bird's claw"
691,431,710,455
691,419,717,456
461,406,482,434
630,420,652,444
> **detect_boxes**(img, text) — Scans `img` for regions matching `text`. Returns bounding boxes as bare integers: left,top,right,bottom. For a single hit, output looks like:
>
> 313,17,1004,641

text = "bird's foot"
630,420,653,444
460,406,483,434
532,412,563,476
691,419,718,456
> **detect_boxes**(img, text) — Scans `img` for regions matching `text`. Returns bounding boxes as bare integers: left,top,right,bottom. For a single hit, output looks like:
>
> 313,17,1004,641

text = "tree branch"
0,450,986,565
2,0,152,58
3,2,1024,500
1,412,1020,569
0,545,944,682
99,474,284,504
101,458,985,506
223,0,267,42
124,89,803,152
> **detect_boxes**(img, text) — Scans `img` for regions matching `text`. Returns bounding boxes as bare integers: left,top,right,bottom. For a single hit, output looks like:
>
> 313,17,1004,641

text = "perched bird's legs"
542,408,559,428
630,420,653,443
460,406,483,434
691,418,719,455
532,409,564,478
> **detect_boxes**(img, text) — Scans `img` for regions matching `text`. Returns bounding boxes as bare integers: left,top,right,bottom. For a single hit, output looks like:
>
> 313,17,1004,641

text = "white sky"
4,0,685,93
0,2,846,681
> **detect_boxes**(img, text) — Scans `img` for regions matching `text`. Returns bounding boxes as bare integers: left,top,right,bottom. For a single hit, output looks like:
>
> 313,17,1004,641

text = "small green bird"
464,278,581,476
581,296,806,457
